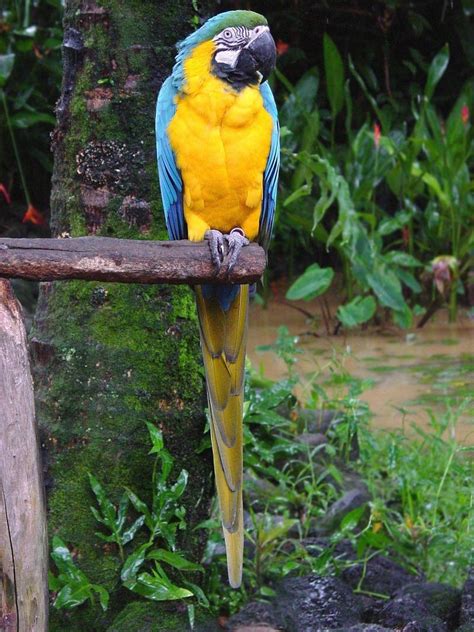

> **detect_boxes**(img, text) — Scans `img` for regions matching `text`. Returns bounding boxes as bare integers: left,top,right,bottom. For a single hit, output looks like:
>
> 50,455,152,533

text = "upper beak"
246,30,276,83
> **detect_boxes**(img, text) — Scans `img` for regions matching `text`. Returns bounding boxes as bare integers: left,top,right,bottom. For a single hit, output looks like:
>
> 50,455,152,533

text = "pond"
247,299,474,444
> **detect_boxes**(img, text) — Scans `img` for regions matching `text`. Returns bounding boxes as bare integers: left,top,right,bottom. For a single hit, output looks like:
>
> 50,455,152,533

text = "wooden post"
0,280,48,632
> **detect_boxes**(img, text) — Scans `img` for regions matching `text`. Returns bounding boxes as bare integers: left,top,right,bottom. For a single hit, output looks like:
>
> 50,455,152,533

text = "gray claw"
205,229,226,270
223,228,249,274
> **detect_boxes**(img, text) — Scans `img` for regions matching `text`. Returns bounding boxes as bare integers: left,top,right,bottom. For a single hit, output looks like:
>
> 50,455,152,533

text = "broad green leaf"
122,515,145,545
121,542,150,582
0,54,15,86
286,264,334,301
48,571,62,592
93,531,116,544
259,519,297,547
124,488,152,530
182,580,210,607
313,185,337,231
337,296,376,328
117,493,129,531
284,184,311,207
294,70,319,112
158,449,174,482
323,33,344,118
393,305,414,328
95,585,110,611
384,252,422,267
260,586,278,597
348,56,384,126
146,421,164,454
421,173,449,207
377,217,406,236
54,582,91,609
125,572,193,601
88,473,115,524
366,266,406,311
171,469,189,499
340,505,367,531
147,549,202,571
425,44,449,99
51,536,84,580
395,268,422,293
292,111,320,189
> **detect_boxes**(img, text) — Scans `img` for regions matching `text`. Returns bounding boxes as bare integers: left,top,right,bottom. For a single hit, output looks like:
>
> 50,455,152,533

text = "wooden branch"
0,280,48,632
0,237,266,285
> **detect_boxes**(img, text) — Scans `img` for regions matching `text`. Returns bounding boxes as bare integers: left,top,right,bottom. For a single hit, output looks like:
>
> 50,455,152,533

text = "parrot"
155,10,279,588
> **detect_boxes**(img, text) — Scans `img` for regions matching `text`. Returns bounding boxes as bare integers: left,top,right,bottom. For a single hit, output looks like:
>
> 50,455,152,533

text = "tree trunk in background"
31,2,213,629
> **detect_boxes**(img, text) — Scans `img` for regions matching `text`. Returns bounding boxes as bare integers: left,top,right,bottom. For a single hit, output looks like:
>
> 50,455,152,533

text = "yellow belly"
167,41,273,242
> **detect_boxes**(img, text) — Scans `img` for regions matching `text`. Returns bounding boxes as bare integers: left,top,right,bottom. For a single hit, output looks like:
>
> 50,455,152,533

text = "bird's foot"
205,229,226,269
223,228,249,273
205,228,249,276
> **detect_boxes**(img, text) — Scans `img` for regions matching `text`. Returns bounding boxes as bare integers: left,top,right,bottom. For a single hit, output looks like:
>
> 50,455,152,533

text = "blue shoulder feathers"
155,77,186,240
259,81,280,251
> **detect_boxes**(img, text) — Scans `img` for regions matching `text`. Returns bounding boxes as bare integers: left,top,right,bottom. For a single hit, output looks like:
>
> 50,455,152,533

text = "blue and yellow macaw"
155,10,279,588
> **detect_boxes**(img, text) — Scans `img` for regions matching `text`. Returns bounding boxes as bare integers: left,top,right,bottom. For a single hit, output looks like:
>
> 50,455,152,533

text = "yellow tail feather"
196,284,249,589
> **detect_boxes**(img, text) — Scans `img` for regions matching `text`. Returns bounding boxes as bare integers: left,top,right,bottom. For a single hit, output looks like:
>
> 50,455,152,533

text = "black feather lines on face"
213,26,249,52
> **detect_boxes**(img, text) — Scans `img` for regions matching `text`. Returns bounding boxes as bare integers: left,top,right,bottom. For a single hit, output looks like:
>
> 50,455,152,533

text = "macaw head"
173,10,276,90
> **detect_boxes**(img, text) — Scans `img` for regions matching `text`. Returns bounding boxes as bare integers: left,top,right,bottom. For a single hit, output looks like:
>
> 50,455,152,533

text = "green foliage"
277,36,473,326
360,401,474,586
88,472,145,561
285,262,334,301
337,296,377,328
49,536,109,611
323,33,344,144
50,423,204,614
0,1,62,208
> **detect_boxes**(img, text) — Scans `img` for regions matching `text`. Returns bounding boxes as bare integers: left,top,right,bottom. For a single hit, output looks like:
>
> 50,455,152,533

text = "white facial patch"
214,49,241,68
245,25,270,47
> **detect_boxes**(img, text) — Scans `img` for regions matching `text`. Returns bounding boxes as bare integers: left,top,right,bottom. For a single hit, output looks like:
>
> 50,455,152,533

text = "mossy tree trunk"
31,1,214,629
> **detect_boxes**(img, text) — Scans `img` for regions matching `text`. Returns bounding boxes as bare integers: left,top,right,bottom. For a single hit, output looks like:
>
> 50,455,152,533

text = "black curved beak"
246,30,276,83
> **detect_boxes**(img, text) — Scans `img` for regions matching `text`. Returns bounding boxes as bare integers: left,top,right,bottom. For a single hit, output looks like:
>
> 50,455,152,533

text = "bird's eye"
223,29,233,39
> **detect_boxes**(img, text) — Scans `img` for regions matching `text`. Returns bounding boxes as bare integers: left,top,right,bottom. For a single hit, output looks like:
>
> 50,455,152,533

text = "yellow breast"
167,41,273,241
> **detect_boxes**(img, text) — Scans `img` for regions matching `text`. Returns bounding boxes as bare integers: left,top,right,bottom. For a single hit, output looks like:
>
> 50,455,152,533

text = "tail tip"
228,567,242,589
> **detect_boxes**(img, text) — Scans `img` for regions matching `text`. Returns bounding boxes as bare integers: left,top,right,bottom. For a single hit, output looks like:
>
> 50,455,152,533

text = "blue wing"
259,81,280,252
155,77,186,241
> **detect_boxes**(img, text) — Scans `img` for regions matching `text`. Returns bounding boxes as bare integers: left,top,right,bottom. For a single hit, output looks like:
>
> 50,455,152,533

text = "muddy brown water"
247,300,474,444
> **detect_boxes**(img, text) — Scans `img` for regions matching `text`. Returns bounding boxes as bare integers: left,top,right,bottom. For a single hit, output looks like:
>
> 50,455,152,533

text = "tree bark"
31,1,215,629
0,280,48,632
0,237,266,284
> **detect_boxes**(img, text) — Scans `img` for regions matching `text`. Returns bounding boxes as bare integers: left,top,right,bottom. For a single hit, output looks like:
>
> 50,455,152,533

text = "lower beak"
246,30,276,83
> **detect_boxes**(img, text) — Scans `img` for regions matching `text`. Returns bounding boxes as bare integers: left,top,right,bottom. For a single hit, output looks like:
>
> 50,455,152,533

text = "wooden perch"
0,237,266,284
0,280,48,632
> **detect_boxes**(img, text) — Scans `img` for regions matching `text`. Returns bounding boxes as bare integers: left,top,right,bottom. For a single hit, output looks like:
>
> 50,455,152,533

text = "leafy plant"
88,473,145,562
49,536,109,611
91,421,202,603
50,422,205,616
277,37,472,326
0,0,62,222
